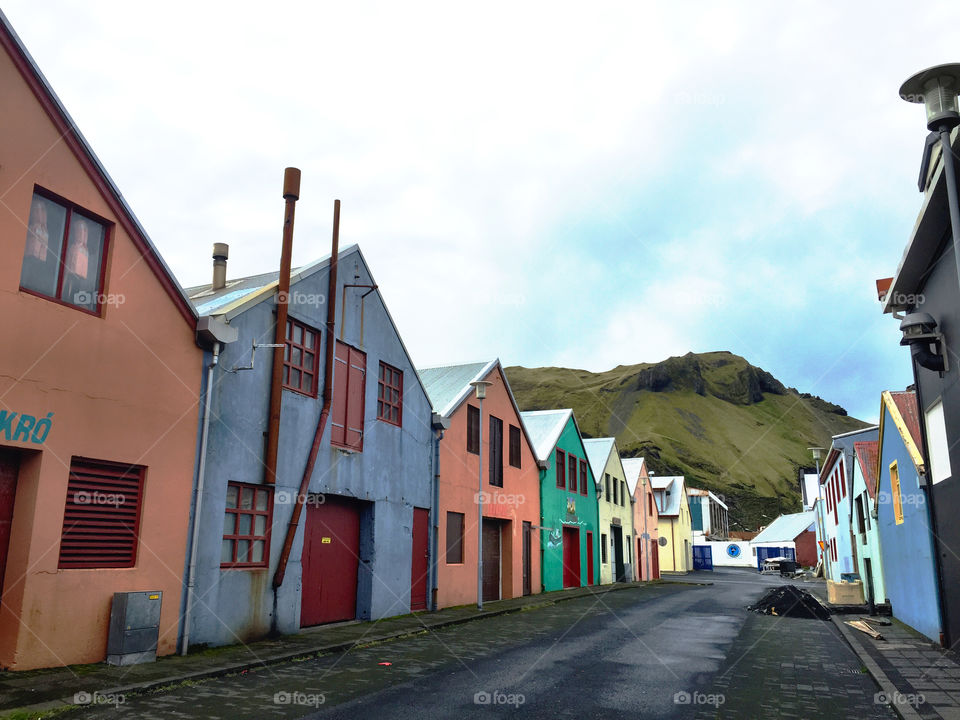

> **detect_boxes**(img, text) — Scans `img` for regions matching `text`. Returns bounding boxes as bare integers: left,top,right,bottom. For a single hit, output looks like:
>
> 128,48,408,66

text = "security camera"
900,312,947,373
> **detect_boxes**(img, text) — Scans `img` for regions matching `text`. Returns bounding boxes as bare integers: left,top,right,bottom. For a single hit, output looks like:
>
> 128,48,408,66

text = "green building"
520,409,600,591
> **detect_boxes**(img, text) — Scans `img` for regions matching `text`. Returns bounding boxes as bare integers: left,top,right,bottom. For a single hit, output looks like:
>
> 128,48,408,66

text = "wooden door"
482,519,501,602
611,526,624,582
410,507,429,611
301,497,360,627
651,542,660,579
522,521,532,596
637,538,643,580
562,526,580,588
0,451,17,598
586,530,594,586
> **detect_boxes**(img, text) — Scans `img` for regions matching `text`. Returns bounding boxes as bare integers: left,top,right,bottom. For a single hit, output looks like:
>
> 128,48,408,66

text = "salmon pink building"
623,457,660,580
0,14,206,669
419,361,542,607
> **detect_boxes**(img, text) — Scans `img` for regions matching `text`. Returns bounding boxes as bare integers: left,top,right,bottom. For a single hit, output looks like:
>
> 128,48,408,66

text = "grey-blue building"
181,243,434,649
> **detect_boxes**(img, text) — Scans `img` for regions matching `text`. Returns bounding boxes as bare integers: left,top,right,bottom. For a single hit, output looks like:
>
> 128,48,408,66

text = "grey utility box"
107,591,162,666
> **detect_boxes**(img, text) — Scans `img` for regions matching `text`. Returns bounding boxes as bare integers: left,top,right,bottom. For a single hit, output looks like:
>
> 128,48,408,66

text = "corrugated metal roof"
582,438,615,484
650,476,686,516
622,457,646,496
751,511,816,545
519,409,573,463
854,441,879,499
889,391,922,450
418,361,495,417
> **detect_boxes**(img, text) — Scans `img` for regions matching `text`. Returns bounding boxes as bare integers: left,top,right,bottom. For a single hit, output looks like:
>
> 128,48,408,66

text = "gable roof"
854,441,879,499
751,511,816,545
686,487,729,510
622,457,646,496
650,475,686,517
582,438,615,484
0,11,196,328
418,361,497,417
519,409,574,463
878,390,925,476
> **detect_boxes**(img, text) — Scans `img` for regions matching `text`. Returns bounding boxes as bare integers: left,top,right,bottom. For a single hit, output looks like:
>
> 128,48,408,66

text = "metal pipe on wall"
264,168,301,485
273,199,340,590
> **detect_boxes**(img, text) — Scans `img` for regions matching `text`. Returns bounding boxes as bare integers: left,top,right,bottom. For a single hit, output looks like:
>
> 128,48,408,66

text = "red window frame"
840,462,846,497
221,481,273,568
446,511,464,564
331,341,366,451
377,361,403,426
58,457,144,569
489,415,504,487
568,455,578,493
508,425,522,469
580,460,588,496
556,449,566,488
19,187,111,317
467,405,480,455
648,492,654,516
283,317,320,396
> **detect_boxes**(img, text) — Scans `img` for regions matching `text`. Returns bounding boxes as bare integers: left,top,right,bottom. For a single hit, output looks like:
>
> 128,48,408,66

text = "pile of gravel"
747,585,831,620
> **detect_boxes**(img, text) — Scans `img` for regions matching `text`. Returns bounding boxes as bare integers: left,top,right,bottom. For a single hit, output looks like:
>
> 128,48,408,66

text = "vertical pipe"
430,427,442,611
273,199,340,591
181,342,219,655
477,395,484,610
265,167,301,485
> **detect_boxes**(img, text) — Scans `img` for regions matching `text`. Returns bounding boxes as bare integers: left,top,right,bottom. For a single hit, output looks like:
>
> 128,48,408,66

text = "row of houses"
0,14,717,670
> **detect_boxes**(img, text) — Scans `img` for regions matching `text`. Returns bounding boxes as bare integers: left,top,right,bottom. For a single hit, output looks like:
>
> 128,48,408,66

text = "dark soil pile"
747,585,831,620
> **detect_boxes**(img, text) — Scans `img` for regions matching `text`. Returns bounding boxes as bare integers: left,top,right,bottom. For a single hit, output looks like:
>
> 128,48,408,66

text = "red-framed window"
579,460,587,496
283,318,320,396
508,425,522,469
489,415,504,487
467,405,480,455
568,455,578,493
221,482,272,568
58,457,144,569
648,492,654,516
20,188,110,315
331,341,366,451
446,511,464,564
377,361,403,426
840,462,846,497
556,449,566,488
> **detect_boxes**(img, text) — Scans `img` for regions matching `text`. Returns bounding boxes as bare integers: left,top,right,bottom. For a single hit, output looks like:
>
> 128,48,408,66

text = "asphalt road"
63,570,889,720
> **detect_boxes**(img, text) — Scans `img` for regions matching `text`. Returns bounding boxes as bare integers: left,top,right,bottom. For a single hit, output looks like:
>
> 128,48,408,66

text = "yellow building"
583,439,636,584
651,476,693,573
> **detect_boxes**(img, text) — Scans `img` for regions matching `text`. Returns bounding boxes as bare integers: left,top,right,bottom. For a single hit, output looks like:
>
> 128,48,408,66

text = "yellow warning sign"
149,594,160,600
321,537,332,544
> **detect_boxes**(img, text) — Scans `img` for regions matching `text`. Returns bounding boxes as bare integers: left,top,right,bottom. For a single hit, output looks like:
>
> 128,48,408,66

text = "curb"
2,581,661,718
831,617,922,720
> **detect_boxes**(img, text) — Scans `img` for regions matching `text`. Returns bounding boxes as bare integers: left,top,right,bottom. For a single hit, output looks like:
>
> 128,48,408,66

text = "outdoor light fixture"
899,312,948,372
900,64,960,131
469,379,493,610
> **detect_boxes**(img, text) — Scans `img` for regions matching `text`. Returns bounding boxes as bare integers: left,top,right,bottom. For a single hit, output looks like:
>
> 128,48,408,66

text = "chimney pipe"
212,243,229,290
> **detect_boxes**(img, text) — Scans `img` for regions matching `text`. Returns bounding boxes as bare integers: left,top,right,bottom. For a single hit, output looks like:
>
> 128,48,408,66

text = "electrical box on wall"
106,591,162,666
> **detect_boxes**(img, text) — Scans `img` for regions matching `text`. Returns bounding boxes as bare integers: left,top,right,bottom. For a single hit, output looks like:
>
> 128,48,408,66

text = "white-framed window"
926,399,951,485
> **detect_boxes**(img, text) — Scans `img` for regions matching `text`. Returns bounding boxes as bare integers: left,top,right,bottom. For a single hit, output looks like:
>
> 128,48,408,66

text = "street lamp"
808,447,828,578
469,379,493,610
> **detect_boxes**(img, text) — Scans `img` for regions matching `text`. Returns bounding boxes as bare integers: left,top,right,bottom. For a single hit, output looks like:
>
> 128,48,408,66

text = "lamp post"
470,379,493,610
809,447,827,578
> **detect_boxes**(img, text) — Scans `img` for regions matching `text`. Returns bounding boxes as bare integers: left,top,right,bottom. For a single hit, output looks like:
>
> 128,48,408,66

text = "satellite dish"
658,537,668,547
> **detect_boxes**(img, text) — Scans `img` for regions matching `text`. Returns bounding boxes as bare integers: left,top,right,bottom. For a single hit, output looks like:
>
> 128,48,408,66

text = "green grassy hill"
505,351,868,531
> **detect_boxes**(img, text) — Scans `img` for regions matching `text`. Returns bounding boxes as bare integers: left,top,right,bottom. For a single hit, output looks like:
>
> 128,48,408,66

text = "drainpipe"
273,199,340,592
264,168,301,485
429,417,447,611
181,342,220,655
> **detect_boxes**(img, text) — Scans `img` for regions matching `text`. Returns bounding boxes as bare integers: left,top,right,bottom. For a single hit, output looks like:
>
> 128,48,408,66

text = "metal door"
482,519,501,602
562,526,580,588
611,526,625,581
410,507,429,611
692,544,713,571
301,496,360,627
0,450,17,598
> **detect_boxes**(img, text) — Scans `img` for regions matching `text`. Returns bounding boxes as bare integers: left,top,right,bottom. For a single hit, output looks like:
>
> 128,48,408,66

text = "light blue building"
181,243,435,649
851,439,886,608
875,390,941,642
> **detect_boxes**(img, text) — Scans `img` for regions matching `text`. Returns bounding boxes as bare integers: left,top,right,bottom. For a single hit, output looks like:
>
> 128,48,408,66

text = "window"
626,538,631,563
926,399,952,484
840,462,846,497
855,495,866,538
568,455,578,493
579,460,588,496
446,512,464,563
331,341,366,451
489,415,503,487
890,460,904,525
283,318,320,396
20,189,109,314
621,481,627,506
467,405,480,454
556,449,566,488
605,474,611,501
58,457,144,569
648,492,653,516
601,533,608,563
864,492,871,530
221,482,272,568
377,362,403,426
613,475,618,504
508,425,522,468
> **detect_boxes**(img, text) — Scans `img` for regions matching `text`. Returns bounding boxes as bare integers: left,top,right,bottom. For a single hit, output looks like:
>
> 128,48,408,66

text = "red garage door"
410,507,429,611
562,526,581,588
301,496,360,627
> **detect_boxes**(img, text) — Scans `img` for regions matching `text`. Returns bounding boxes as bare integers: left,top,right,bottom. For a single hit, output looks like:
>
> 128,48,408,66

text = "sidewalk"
0,581,657,718
836,615,960,720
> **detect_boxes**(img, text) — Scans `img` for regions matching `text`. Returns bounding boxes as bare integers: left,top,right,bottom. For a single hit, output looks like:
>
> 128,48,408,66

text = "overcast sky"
6,1,959,422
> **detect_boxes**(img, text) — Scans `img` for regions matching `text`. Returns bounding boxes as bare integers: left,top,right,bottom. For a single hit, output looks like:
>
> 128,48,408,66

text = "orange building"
419,361,542,607
623,457,660,580
0,15,207,668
